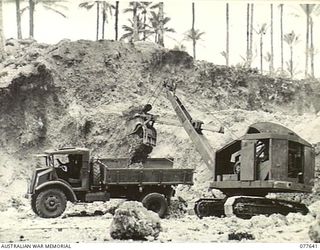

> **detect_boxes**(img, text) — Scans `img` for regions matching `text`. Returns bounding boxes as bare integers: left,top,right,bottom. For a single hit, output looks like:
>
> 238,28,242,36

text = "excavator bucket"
127,116,157,147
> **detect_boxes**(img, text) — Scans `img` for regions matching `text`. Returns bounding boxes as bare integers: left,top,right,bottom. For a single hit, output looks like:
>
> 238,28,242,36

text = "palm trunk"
158,2,164,46
102,11,106,40
260,34,263,73
0,0,5,61
133,2,139,42
246,4,249,64
310,17,314,78
96,1,100,41
29,0,34,38
226,3,229,66
290,45,293,78
192,2,195,59
115,1,119,41
280,4,284,74
249,3,254,66
305,4,309,78
143,12,147,41
16,0,22,39
270,4,274,74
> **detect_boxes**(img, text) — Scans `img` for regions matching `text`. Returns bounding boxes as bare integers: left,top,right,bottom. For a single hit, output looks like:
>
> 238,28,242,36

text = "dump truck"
26,147,193,218
162,80,315,218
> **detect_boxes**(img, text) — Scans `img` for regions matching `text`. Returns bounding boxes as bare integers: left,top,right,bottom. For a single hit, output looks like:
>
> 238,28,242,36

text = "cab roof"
44,147,90,155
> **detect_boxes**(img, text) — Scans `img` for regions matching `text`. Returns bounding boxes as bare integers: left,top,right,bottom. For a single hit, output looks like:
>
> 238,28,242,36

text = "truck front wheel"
142,192,168,218
35,188,67,218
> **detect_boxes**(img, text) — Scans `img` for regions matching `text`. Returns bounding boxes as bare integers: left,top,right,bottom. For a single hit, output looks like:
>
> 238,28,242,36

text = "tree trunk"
96,1,100,41
310,17,314,78
0,0,5,61
158,2,164,46
192,2,195,59
290,45,293,78
143,11,147,41
133,1,139,42
226,3,229,66
249,3,254,66
102,11,106,39
16,0,22,39
260,34,263,73
115,1,119,41
270,4,274,74
29,0,34,38
246,3,249,64
305,4,309,78
280,4,284,74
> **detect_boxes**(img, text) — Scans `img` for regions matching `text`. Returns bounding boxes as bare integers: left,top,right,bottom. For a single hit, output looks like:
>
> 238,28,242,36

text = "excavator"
137,80,315,219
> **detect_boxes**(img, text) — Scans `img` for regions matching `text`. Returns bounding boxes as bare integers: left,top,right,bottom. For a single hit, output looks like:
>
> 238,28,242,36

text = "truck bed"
103,168,193,185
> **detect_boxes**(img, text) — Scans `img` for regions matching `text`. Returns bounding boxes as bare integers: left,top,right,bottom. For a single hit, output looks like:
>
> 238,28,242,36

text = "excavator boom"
163,82,217,177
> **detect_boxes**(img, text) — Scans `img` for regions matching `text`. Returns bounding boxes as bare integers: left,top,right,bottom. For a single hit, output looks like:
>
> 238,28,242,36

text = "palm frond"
42,4,67,18
79,2,95,9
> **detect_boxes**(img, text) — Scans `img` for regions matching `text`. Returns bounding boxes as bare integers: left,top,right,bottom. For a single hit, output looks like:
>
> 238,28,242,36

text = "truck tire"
142,192,168,218
31,196,39,215
92,163,102,186
35,188,67,218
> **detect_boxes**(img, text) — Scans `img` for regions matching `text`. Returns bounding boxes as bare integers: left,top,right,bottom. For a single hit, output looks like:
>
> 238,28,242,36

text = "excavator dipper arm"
163,81,216,177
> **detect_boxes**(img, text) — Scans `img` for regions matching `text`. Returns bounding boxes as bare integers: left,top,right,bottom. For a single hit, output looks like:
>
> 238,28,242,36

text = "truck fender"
35,180,77,202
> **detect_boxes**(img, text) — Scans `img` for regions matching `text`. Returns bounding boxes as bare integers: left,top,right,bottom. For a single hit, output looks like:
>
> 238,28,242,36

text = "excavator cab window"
255,139,269,164
255,139,270,181
288,141,304,182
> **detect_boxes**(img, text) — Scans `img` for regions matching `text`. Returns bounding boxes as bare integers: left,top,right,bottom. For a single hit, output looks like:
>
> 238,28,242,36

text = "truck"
162,80,314,218
27,147,193,218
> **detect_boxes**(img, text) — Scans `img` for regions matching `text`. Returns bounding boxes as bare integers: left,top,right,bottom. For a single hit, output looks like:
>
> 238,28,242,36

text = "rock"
228,232,255,241
308,200,320,217
110,201,161,240
309,218,320,243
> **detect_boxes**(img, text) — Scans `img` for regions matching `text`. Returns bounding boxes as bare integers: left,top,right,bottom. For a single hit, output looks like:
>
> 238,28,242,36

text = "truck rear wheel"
31,196,39,215
35,188,67,218
142,192,168,218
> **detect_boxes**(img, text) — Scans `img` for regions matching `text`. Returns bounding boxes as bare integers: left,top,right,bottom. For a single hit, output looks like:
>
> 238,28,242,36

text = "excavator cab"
213,122,315,196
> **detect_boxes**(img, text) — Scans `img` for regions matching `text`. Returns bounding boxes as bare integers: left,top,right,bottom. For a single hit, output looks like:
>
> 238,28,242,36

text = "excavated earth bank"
0,38,320,242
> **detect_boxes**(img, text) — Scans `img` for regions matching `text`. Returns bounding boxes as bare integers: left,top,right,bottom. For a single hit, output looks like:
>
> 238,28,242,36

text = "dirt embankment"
0,38,320,206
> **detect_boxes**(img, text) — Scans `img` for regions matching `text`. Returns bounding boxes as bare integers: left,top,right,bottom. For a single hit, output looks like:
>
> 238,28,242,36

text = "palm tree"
299,4,315,78
114,0,118,40
185,29,205,60
29,0,34,38
158,1,164,46
101,1,115,39
120,17,144,42
148,10,174,44
5,0,23,38
293,4,319,78
279,4,284,74
246,3,249,64
284,31,299,78
270,4,274,73
309,6,320,78
255,23,267,74
123,1,139,42
23,0,68,39
225,3,229,66
249,3,254,66
139,2,159,41
16,0,22,38
0,0,4,61
79,1,100,40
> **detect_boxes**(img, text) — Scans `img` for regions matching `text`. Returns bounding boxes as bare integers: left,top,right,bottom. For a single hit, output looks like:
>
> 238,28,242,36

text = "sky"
2,0,320,78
